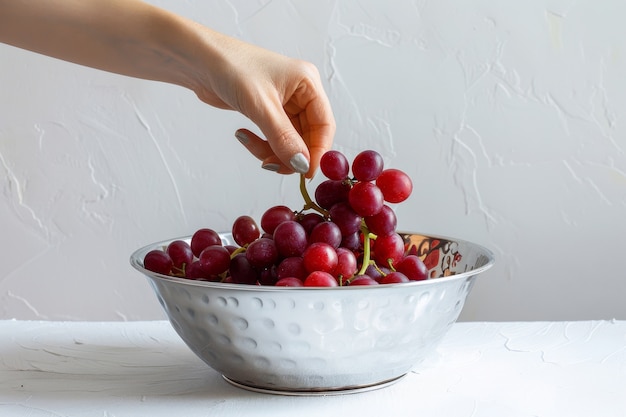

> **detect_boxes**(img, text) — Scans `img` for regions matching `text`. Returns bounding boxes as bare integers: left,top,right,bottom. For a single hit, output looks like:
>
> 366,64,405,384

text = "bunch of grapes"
143,149,427,287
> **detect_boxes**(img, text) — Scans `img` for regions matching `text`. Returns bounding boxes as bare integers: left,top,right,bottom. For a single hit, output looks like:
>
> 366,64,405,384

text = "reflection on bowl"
130,232,494,395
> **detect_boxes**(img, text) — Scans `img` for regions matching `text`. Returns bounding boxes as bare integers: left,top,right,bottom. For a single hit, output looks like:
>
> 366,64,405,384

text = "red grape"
380,271,410,284
334,247,357,280
232,215,261,246
273,220,308,257
352,150,384,181
229,253,257,284
258,265,278,286
315,179,350,210
349,276,379,286
328,202,362,235
365,205,397,236
185,260,207,280
298,212,324,235
144,249,173,275
277,257,307,280
261,205,295,234
348,181,384,217
198,245,231,275
376,168,413,203
395,254,428,281
340,231,361,251
190,228,221,257
372,233,405,268
320,150,349,180
364,263,391,282
304,271,338,287
309,221,342,248
245,237,278,268
166,240,194,271
276,277,304,287
303,242,338,274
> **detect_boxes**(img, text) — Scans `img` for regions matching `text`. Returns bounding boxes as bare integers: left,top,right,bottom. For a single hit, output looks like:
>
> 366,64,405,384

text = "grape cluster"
143,149,427,287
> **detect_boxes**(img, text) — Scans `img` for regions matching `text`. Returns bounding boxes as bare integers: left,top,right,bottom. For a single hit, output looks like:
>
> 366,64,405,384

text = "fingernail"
262,163,281,172
290,153,309,174
235,131,249,146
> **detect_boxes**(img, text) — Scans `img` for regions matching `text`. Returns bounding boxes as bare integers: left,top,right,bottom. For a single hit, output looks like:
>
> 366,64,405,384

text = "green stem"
299,174,328,216
229,246,246,258
356,224,374,276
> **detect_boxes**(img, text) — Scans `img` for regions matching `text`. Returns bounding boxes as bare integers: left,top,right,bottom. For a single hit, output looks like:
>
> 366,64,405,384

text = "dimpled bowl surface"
130,232,494,394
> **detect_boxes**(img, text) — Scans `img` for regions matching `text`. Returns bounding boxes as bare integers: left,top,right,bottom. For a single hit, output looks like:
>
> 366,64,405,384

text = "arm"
0,0,335,176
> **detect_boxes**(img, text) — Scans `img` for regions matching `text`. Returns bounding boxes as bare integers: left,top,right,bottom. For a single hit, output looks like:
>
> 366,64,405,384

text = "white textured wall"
1,0,625,321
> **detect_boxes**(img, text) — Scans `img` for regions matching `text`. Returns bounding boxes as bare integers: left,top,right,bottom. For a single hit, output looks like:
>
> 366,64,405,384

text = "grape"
273,220,308,257
277,257,307,280
166,240,194,271
364,263,391,282
349,276,379,286
232,215,261,246
245,237,278,268
258,265,278,286
198,245,231,275
309,221,342,248
376,168,413,203
276,277,304,287
348,181,384,217
380,271,410,284
304,271,338,287
303,242,338,274
298,212,324,235
340,231,361,251
314,179,350,210
190,228,221,257
352,150,384,181
372,233,405,268
395,255,428,281
365,205,397,236
229,253,257,284
261,205,296,234
185,260,207,280
334,247,357,281
328,202,362,235
144,249,173,275
320,150,349,180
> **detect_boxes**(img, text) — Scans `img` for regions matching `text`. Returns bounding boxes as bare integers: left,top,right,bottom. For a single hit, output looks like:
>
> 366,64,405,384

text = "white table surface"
1,319,624,417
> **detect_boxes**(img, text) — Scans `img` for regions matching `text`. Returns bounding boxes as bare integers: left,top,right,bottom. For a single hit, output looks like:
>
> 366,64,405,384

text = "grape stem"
229,246,247,258
299,174,328,216
356,224,375,276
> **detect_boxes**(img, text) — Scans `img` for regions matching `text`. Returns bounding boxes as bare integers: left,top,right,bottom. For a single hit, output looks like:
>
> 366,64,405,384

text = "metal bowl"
130,232,494,395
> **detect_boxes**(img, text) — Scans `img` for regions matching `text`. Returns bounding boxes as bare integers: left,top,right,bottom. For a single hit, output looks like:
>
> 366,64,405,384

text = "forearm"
0,0,216,92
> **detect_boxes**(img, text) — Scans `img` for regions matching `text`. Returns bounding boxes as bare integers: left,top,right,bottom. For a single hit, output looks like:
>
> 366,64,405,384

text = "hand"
191,33,336,178
0,0,335,177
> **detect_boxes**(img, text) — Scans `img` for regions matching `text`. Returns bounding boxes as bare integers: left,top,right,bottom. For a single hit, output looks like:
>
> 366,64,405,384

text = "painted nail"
289,153,310,174
262,163,281,172
235,131,249,146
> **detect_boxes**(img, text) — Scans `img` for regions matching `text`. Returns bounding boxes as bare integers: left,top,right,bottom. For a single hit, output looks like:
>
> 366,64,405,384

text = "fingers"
248,86,335,178
232,58,335,178
235,128,297,175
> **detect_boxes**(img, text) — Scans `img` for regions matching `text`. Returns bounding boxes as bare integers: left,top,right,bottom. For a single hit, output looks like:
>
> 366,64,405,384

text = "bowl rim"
130,231,495,292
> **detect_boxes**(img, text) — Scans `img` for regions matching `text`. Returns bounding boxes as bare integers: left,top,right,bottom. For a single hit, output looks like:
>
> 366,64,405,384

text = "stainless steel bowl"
130,232,494,395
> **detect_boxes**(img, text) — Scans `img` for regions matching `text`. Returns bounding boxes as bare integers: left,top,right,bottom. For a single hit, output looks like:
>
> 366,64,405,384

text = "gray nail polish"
290,153,310,174
235,131,249,145
262,163,281,172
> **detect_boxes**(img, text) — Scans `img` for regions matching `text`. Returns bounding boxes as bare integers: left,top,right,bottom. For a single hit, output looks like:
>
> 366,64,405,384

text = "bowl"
130,232,494,395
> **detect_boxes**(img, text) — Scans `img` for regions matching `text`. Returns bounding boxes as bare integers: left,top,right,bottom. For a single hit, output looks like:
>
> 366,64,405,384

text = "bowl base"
222,373,407,396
